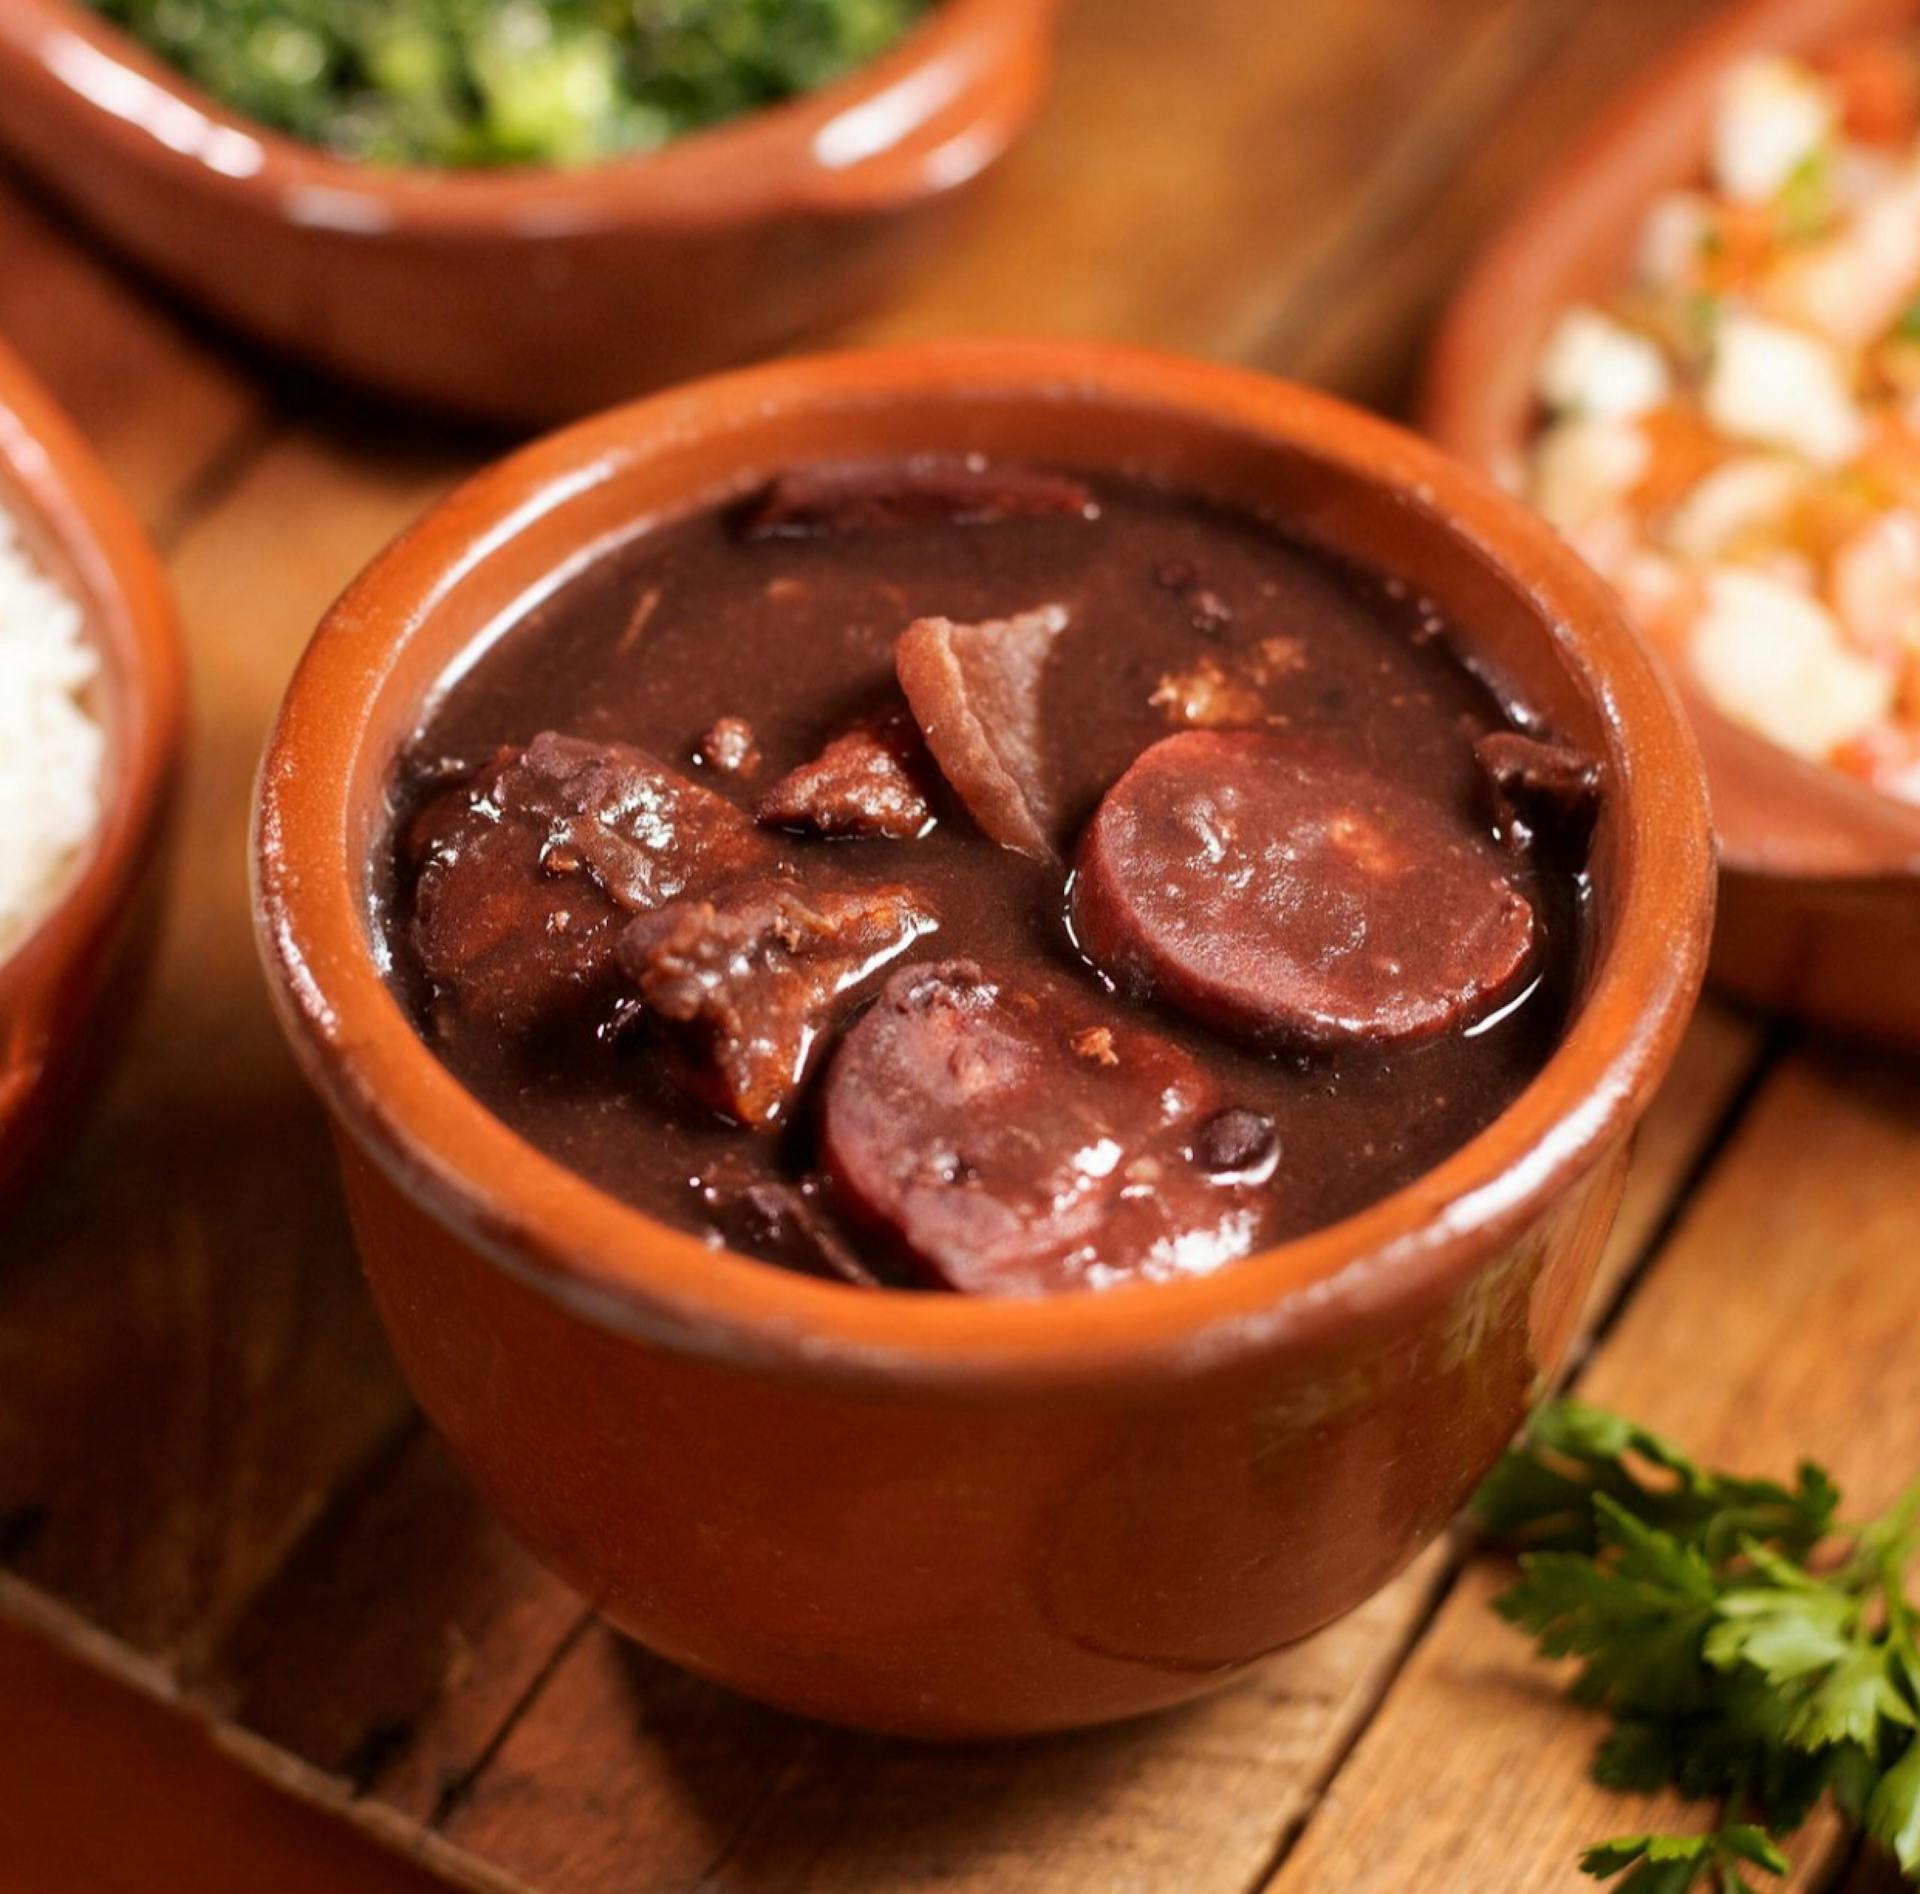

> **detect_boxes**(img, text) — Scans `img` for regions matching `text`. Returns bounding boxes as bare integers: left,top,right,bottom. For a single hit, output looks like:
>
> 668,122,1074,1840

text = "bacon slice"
894,605,1068,860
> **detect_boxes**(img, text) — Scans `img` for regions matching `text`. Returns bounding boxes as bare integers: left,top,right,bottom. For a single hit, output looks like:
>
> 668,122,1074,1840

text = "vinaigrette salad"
1528,38,1920,802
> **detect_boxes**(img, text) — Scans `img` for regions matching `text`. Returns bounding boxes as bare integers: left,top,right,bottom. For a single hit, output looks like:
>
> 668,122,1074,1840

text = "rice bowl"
0,503,103,964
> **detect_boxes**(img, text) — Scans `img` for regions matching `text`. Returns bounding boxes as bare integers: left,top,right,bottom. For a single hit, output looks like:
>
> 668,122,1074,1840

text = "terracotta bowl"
253,340,1714,1737
1424,0,1920,1048
0,339,182,1206
0,0,1059,425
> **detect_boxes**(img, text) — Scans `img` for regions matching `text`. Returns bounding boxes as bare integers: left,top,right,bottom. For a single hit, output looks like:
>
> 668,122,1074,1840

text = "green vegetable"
89,0,932,168
1475,1400,1920,1890
1774,150,1834,245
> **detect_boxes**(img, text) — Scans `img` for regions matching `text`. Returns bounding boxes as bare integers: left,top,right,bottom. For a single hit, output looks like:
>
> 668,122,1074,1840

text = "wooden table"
2,2,1915,1889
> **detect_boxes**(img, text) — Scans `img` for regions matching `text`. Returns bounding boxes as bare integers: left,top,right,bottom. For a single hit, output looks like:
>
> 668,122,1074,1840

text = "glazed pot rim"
0,338,183,1143
253,338,1715,1393
1421,0,1920,886
3,0,1054,229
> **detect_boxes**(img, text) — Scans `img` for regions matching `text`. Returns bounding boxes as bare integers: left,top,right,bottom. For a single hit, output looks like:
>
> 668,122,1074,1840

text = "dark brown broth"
380,469,1587,1285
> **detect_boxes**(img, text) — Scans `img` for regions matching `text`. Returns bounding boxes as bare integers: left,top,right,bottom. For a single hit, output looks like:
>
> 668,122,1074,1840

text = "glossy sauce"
380,465,1593,1292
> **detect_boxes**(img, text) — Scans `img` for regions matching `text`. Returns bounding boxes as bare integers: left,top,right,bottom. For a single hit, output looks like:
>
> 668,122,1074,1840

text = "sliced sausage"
406,732,771,1037
1072,732,1537,1051
820,961,1267,1296
617,879,936,1130
746,460,1095,536
895,606,1068,859
754,709,935,841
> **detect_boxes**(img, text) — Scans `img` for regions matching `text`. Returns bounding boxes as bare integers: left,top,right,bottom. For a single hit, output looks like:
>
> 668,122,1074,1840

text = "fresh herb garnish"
1475,1401,1920,1891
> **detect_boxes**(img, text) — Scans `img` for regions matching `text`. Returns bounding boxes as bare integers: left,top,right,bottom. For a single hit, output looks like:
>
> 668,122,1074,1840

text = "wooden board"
2,1,1912,1889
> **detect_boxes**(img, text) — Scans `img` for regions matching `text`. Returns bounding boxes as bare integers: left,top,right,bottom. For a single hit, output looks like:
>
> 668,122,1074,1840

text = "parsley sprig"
1474,1401,1920,1892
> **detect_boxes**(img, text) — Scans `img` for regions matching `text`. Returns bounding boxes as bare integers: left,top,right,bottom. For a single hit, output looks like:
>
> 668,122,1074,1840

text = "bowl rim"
0,337,183,1143
0,0,1059,228
253,338,1715,1394
1421,0,1920,884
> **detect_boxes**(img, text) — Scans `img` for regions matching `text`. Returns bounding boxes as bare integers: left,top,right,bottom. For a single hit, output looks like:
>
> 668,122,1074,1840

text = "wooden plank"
0,1584,466,1894
0,175,262,533
439,1553,1451,1894
211,1428,589,1817
0,426,467,1662
1265,1045,1920,1894
1259,0,1732,407
853,0,1584,363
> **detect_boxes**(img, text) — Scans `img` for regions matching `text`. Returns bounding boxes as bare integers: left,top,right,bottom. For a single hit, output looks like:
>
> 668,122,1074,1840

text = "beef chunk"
747,460,1096,536
820,961,1267,1296
406,732,770,1036
1475,731,1603,857
894,605,1068,859
617,879,937,1130
754,710,934,841
1149,655,1269,729
1072,732,1537,1051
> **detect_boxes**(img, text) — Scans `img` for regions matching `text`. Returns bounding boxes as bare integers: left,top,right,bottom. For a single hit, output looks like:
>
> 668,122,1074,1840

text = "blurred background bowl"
0,334,182,1204
1424,0,1920,1050
0,0,1062,426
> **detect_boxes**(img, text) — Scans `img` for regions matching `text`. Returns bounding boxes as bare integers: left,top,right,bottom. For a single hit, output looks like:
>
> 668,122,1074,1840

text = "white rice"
0,505,103,962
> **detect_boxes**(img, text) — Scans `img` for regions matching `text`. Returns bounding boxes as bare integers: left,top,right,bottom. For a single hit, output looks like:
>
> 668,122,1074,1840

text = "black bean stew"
379,459,1599,1296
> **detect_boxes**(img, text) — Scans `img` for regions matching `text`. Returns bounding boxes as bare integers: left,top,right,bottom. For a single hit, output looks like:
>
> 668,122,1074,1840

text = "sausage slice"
820,961,1267,1296
1072,731,1537,1051
894,606,1068,859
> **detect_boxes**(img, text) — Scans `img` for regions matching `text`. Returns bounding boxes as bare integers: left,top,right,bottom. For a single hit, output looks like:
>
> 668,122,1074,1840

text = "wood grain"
1266,1047,1920,1894
1268,0,1732,405
0,178,262,534
0,1585,458,1894
0,419,465,1660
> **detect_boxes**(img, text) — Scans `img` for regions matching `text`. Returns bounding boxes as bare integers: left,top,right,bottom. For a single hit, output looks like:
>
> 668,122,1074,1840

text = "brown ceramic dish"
254,340,1714,1737
0,338,182,1205
0,0,1059,425
1424,0,1920,1049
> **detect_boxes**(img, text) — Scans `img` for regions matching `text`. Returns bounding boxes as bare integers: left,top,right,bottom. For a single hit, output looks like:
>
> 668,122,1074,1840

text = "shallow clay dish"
0,340,182,1205
254,340,1714,1738
0,0,1059,425
1425,0,1920,1048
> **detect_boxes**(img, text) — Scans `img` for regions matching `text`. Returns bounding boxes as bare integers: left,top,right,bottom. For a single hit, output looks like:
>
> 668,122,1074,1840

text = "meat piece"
406,733,770,1036
1474,731,1603,857
894,605,1068,859
1149,655,1268,729
694,1164,878,1287
754,710,934,841
820,961,1266,1296
694,715,761,780
747,460,1096,536
617,879,937,1130
1072,732,1537,1051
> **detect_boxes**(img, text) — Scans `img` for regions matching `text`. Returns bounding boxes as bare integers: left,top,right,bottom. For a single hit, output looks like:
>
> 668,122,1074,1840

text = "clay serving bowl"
0,0,1059,426
1424,0,1920,1048
0,338,182,1205
253,340,1714,1738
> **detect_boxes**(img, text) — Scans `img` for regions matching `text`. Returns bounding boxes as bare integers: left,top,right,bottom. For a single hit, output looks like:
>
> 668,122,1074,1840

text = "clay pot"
0,340,182,1204
1424,0,1920,1048
0,0,1060,425
254,341,1713,1736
